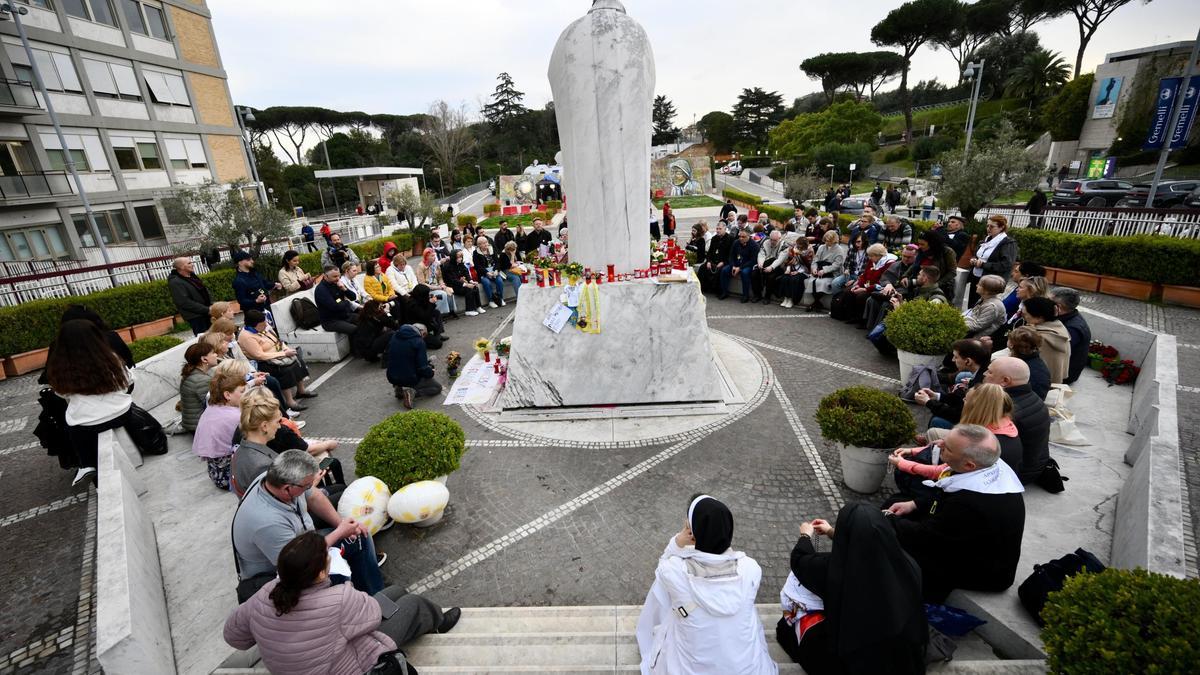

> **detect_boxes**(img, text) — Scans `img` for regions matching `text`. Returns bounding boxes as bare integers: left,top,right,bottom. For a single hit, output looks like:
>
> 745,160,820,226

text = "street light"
233,105,269,205
474,164,483,184
962,59,986,159
433,167,444,198
826,164,835,187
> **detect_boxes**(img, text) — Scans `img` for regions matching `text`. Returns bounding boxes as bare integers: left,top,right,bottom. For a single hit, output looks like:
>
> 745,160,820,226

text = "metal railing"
436,180,489,206
0,170,73,199
0,78,41,109
0,215,383,307
972,205,1200,239
879,92,990,119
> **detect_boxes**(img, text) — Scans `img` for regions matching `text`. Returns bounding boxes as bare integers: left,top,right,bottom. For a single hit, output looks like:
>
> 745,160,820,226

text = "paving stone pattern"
0,289,1196,672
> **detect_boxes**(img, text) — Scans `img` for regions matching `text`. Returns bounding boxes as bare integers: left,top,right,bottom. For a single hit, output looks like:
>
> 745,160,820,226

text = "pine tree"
652,95,681,145
731,87,786,150
482,72,529,126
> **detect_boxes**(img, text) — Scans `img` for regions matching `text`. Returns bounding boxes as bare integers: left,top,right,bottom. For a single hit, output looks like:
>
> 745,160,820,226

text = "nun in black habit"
780,502,928,674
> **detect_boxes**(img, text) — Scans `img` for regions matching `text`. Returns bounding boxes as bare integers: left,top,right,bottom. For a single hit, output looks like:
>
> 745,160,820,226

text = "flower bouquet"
474,337,493,362
1101,359,1139,386
496,336,512,358
446,351,463,378
1088,341,1119,371
563,262,584,283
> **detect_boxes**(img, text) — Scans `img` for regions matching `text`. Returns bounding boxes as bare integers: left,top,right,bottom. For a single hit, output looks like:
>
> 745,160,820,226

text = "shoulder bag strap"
230,474,265,577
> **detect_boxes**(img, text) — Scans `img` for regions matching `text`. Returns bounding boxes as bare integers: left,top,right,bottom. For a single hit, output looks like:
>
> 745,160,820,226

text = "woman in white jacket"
636,494,777,675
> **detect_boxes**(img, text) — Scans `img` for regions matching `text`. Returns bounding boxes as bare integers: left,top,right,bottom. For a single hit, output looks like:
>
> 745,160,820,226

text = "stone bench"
270,287,351,363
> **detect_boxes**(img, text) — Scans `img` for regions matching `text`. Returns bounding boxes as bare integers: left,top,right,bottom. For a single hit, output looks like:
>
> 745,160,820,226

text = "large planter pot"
1053,269,1101,293
1042,267,1059,283
1099,276,1156,301
130,317,175,340
115,327,135,344
896,349,944,385
0,364,7,381
3,348,48,376
838,443,890,493
1162,284,1200,309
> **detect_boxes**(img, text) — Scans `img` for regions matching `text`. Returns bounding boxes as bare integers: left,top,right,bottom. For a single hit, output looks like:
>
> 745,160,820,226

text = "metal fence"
0,215,383,307
972,205,1200,239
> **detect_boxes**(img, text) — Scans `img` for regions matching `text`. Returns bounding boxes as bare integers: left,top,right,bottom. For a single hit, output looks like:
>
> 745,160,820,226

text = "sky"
211,0,1200,129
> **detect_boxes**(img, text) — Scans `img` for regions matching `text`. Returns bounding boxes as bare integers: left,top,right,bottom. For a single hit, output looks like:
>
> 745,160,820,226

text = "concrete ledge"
97,431,177,675
269,287,352,363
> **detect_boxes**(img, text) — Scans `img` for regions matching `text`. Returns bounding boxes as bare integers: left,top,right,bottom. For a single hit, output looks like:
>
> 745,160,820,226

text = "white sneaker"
286,408,301,419
465,311,479,317
72,467,96,486
478,307,486,314
500,299,507,306
293,420,307,430
780,298,792,308
488,301,498,309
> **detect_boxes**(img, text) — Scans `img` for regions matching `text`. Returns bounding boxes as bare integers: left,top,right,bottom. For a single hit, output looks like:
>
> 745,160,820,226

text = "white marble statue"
548,0,654,273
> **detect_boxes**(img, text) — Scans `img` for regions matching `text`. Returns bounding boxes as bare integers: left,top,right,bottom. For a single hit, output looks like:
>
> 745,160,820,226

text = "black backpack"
1017,548,1106,625
290,297,320,329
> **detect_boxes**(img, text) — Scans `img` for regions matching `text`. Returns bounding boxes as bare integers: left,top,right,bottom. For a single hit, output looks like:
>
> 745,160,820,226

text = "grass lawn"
477,212,550,230
881,99,1018,136
993,190,1034,205
652,194,723,209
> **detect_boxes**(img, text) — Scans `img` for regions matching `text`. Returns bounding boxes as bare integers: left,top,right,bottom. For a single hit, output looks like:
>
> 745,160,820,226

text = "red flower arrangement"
1101,359,1139,386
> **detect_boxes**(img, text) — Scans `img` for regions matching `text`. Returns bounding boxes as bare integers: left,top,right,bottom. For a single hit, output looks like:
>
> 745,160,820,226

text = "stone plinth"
501,280,722,409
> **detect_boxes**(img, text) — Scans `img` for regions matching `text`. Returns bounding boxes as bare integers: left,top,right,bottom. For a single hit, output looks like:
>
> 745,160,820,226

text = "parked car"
1116,180,1200,209
1183,185,1200,210
837,198,866,215
720,160,743,176
1050,179,1134,207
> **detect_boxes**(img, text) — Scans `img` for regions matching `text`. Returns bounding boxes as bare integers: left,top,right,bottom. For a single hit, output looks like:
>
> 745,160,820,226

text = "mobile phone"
373,592,401,620
319,457,334,471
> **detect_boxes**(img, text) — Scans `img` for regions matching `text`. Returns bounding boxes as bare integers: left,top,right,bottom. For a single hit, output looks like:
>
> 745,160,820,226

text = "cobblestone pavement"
0,290,1195,672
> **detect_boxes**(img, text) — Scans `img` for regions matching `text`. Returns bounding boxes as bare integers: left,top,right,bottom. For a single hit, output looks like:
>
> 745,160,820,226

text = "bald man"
168,256,212,334
984,356,1051,483
887,424,1026,601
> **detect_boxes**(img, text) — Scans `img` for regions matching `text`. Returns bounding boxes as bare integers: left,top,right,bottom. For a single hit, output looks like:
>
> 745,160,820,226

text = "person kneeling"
225,531,460,675
386,324,442,409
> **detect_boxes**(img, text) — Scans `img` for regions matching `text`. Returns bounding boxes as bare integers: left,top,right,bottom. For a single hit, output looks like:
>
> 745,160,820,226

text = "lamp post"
434,167,444,198
826,163,835,187
233,106,269,205
319,138,340,215
474,164,483,184
962,59,986,159
1,2,112,276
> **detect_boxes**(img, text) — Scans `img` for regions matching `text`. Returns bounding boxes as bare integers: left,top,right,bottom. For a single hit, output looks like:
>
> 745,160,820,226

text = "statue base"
500,278,723,409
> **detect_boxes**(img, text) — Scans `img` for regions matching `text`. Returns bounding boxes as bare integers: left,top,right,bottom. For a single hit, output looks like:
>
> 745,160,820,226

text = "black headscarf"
688,495,734,554
799,503,926,673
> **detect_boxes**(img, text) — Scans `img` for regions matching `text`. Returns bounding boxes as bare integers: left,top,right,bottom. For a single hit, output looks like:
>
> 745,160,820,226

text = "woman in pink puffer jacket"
224,531,452,674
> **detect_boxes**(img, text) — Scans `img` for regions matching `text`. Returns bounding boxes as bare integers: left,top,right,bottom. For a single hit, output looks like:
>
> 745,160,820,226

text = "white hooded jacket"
636,536,777,675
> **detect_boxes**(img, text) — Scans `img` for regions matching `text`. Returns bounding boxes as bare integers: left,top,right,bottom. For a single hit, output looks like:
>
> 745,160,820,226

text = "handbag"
125,404,168,456
369,649,418,674
268,355,297,367
1018,548,1105,624
298,277,315,290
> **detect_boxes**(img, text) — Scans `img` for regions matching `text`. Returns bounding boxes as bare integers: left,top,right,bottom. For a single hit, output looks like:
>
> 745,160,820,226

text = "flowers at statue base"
1088,341,1118,359
496,336,512,357
1101,359,1139,386
473,338,492,356
563,262,584,279
446,351,462,378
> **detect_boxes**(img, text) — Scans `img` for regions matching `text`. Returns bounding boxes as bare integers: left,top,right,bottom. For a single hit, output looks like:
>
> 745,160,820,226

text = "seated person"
397,285,445,350
238,309,314,413
340,261,366,307
387,324,443,409
277,250,314,293
474,236,506,308
913,338,990,427
697,221,733,294
1005,326,1051,400
415,248,457,317
986,275,1048,352
1050,287,1091,384
1000,262,1047,318
224,531,459,675
442,249,483,317
1021,296,1070,384
350,300,397,363
886,424,1026,602
179,342,219,432
386,251,419,298
828,235,867,299
362,259,396,304
983,357,1052,483
833,243,896,326
782,504,926,674
963,274,1007,339
635,495,776,675
496,241,525,299
719,228,760,303
232,450,384,598
193,360,251,490
314,265,361,335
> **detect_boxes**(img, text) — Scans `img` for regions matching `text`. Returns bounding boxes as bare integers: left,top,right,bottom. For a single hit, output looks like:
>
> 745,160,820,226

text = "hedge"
722,187,763,206
130,335,184,363
0,232,413,358
1009,229,1200,287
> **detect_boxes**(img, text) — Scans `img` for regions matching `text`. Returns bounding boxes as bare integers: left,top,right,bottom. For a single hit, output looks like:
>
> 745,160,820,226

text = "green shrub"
354,411,468,490
912,135,956,161
721,187,763,206
545,199,562,210
1009,229,1200,287
130,335,184,363
884,300,967,355
456,214,478,229
816,386,916,448
545,208,558,221
482,203,500,216
760,204,794,223
883,145,911,162
1041,568,1200,674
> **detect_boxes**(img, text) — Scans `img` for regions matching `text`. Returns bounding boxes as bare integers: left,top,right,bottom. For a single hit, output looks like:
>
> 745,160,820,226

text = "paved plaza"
0,285,1197,673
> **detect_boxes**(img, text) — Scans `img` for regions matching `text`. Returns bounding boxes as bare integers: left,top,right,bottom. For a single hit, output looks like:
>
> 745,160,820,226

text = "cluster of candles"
530,242,688,288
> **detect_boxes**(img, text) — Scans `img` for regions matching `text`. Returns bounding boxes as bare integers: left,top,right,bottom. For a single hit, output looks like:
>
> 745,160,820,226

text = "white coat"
635,537,777,675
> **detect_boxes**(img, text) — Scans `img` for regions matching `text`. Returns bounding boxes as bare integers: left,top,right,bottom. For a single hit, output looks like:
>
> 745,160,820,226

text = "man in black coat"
167,257,212,334
313,266,359,335
698,221,732,294
719,198,737,221
984,357,1051,484
1050,287,1091,384
887,424,1026,602
386,324,442,408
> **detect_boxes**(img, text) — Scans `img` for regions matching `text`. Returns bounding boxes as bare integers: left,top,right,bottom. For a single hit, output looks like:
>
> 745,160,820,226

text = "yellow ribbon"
578,280,601,334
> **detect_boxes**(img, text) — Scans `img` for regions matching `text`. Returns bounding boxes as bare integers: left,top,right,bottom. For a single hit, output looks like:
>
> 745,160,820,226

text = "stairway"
213,604,1046,674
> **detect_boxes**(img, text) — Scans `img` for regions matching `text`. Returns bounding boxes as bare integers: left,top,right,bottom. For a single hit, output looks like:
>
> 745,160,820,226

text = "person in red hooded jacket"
378,241,398,275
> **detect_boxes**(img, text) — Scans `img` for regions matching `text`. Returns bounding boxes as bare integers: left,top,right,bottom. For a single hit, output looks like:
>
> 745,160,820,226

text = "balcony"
0,79,43,116
0,170,74,201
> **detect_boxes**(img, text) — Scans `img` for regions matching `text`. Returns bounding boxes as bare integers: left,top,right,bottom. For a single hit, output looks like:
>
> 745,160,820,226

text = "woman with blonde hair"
209,301,236,324
805,229,847,311
192,360,250,489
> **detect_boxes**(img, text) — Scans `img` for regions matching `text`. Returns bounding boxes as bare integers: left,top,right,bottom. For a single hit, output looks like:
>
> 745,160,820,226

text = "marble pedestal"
501,279,723,409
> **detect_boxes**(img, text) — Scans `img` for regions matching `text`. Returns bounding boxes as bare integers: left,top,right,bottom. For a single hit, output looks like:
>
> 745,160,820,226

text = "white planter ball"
337,476,393,535
388,480,450,527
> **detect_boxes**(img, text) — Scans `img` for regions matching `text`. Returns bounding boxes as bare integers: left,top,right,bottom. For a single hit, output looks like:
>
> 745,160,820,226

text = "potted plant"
563,262,583,284
446,351,462,378
495,336,511,359
354,411,468,527
1042,568,1200,673
817,386,917,493
1101,359,1140,386
884,300,968,384
474,337,492,362
1087,341,1119,371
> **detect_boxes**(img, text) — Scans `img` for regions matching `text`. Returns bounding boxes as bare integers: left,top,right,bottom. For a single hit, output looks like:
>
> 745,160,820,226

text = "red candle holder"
553,269,561,285
607,264,615,283
536,271,546,287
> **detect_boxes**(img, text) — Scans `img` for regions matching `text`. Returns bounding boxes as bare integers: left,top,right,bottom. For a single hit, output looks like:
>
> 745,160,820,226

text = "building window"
83,58,142,101
6,46,84,94
165,138,207,170
134,204,164,239
1,224,71,261
138,142,160,169
17,1,53,10
63,0,117,27
143,70,189,107
0,142,36,175
122,0,168,40
39,130,109,172
73,210,132,247
45,148,90,172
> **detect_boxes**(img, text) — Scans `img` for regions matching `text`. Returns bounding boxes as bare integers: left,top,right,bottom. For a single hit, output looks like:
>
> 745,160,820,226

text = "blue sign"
1144,77,1182,150
1169,76,1200,150
1103,156,1117,178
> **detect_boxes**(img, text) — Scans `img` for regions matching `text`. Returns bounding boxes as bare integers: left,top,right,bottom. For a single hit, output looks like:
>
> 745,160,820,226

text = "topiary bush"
482,203,500,216
129,335,184,363
1041,568,1200,674
354,411,468,490
885,299,968,355
816,386,916,449
545,199,563,210
456,214,478,229
1009,229,1200,287
721,187,763,206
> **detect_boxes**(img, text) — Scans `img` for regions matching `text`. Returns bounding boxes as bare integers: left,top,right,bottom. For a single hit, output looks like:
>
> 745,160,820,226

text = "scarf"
688,495,733,554
922,458,1024,494
972,232,1007,277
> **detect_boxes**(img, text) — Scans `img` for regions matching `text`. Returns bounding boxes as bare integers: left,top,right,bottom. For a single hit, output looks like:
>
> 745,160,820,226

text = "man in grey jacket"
751,230,787,304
